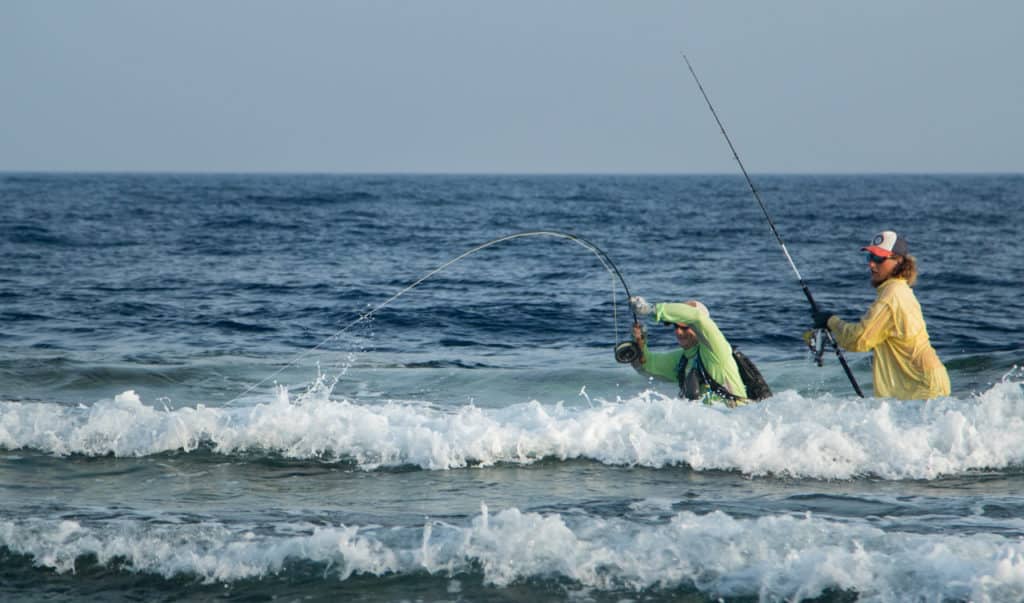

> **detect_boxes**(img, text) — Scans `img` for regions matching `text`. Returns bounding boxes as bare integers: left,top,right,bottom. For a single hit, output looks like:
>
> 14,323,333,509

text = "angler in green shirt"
628,296,748,406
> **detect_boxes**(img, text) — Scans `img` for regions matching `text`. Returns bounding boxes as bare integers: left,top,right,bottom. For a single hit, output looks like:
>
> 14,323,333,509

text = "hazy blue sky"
3,1,1022,173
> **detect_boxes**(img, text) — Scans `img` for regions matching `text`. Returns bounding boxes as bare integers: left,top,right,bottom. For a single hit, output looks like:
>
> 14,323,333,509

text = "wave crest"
3,505,1024,601
2,373,1024,480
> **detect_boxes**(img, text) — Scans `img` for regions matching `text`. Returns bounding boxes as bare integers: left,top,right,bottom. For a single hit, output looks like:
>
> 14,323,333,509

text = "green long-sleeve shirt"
635,302,747,404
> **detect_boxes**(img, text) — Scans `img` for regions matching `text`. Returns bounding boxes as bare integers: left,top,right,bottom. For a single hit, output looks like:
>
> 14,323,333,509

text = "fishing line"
227,230,638,405
682,54,865,398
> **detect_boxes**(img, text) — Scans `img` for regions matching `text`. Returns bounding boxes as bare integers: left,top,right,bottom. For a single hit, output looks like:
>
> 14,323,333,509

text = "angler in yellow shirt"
811,230,950,400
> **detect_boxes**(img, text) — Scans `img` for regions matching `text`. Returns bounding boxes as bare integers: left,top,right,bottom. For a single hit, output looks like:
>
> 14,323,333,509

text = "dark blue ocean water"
2,173,1023,602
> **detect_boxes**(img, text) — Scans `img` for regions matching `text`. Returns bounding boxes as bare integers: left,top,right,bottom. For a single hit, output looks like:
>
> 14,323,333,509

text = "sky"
2,1,1022,174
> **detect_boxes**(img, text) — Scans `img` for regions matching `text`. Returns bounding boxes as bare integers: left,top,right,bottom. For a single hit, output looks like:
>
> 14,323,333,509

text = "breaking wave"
2,371,1023,480
3,504,1024,602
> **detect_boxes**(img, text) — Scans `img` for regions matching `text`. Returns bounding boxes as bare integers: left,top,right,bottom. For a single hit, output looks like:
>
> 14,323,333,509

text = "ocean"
2,173,1023,602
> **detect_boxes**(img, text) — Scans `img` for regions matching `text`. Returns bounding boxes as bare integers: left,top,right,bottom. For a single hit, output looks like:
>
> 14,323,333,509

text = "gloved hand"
811,308,833,329
629,295,654,316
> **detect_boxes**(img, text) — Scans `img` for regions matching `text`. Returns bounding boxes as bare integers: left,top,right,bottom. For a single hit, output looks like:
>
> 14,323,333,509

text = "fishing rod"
227,230,641,404
682,54,865,398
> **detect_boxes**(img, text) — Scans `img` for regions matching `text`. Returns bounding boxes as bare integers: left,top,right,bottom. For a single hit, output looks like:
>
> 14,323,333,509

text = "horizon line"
3,169,1022,178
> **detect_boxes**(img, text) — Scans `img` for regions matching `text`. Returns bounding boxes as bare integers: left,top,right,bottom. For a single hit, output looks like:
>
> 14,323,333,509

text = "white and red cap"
861,230,908,257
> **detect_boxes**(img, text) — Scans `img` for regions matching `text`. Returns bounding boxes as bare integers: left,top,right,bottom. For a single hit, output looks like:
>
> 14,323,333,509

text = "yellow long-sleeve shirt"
827,278,950,400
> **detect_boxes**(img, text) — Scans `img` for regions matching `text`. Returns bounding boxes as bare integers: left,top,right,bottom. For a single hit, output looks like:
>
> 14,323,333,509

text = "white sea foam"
1,372,1023,479
2,505,1024,602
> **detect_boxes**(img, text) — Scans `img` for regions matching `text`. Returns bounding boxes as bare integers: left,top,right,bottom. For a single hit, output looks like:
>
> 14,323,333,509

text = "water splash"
3,370,1024,479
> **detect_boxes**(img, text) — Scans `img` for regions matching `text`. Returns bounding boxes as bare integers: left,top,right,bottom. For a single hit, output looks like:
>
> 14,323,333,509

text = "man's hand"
632,322,646,343
629,295,654,316
811,308,833,330
630,322,646,365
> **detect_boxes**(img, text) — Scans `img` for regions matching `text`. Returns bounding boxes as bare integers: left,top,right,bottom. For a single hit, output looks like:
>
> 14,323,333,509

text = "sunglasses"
866,253,893,264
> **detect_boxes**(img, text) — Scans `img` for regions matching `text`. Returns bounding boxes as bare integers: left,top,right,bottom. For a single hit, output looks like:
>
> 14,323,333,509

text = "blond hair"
892,254,918,286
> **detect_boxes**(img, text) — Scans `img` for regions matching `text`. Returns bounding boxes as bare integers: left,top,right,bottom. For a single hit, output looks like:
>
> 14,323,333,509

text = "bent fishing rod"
682,54,865,398
227,230,642,404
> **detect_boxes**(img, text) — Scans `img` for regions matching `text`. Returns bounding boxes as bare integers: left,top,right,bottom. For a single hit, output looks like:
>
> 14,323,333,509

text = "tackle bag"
688,348,773,403
731,349,772,401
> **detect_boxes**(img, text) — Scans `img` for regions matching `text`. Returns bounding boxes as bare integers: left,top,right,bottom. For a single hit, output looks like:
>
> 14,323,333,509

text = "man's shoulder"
877,278,914,303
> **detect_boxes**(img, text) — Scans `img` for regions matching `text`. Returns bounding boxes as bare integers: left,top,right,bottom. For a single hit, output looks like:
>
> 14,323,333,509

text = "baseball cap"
861,230,908,257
